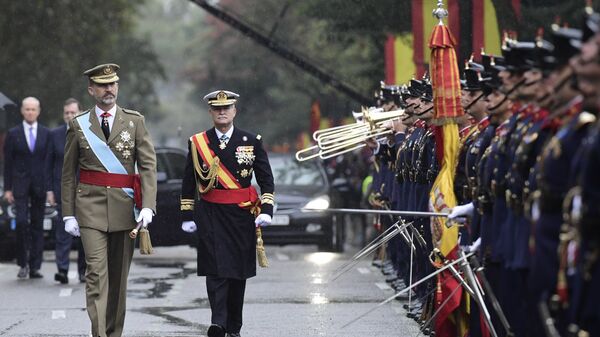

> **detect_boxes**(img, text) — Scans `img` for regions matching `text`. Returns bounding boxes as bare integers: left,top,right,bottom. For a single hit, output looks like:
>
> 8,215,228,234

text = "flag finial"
432,0,448,25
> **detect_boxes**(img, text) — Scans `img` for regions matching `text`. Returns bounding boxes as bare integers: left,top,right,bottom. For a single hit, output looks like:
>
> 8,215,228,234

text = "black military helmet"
550,25,582,68
482,54,505,75
507,41,537,73
524,30,555,73
481,61,503,96
582,5,600,43
421,79,433,102
464,68,484,92
379,81,398,104
408,79,424,98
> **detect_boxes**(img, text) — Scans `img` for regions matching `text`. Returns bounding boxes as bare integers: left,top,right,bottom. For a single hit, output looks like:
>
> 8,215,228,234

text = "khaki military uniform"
61,106,157,337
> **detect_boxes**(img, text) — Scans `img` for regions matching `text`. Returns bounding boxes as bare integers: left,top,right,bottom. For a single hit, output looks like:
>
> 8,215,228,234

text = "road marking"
68,271,77,279
375,282,392,290
357,267,371,274
51,310,66,319
59,288,73,297
275,253,289,261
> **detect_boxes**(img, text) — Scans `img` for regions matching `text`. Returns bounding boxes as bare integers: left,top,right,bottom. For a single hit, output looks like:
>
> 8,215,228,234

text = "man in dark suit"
3,96,53,279
49,98,86,284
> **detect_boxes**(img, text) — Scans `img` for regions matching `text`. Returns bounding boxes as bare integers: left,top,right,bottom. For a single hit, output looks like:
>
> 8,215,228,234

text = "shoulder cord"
190,141,219,195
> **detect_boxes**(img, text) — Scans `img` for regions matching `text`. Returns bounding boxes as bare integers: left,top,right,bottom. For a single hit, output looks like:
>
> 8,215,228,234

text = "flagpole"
341,252,475,328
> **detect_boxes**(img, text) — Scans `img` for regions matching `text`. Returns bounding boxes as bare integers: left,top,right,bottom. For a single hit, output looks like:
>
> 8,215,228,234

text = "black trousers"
15,193,45,270
206,275,246,334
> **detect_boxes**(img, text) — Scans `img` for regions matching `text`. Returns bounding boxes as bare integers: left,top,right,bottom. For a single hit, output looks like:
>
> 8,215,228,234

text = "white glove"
136,208,154,228
448,202,475,219
467,237,481,253
64,217,80,237
255,214,272,228
181,221,197,233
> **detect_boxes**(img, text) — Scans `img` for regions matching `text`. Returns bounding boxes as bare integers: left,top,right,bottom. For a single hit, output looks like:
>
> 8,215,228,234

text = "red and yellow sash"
191,132,241,190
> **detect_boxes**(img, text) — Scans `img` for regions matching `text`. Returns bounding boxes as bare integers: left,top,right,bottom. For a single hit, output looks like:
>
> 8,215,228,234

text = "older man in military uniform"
180,90,274,337
61,63,157,337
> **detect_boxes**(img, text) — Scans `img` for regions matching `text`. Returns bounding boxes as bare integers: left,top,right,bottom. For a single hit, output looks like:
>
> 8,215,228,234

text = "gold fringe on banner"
256,227,269,268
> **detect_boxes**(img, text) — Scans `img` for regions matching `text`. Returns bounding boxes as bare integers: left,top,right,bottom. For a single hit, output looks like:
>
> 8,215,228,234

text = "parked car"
152,146,195,246
260,153,345,252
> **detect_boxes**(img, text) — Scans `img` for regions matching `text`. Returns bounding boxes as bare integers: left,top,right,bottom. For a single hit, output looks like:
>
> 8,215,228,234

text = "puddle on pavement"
135,306,209,332
128,261,197,299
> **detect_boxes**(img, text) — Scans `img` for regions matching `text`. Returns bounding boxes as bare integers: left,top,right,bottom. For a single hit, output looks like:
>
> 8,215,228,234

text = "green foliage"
0,0,163,127
182,0,383,144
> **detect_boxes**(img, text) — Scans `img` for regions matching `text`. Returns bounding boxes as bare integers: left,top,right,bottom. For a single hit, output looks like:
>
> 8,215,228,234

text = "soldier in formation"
356,5,600,337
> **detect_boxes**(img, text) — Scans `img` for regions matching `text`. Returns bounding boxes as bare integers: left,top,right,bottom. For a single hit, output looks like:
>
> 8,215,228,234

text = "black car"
150,146,195,247
260,153,345,252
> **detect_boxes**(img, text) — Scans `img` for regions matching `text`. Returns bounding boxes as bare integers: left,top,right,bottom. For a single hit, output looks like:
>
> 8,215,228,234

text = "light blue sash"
76,114,137,214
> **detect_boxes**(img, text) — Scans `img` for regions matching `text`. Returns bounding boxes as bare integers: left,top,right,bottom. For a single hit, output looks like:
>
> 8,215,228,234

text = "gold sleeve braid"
180,198,194,211
260,193,275,205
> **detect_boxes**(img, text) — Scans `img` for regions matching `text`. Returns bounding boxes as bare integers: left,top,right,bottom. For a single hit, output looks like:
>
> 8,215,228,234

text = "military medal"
116,130,134,159
235,146,255,165
219,142,227,150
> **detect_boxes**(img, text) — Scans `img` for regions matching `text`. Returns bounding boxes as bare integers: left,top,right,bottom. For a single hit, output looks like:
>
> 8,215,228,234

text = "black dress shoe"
17,267,29,279
226,333,241,337
207,324,225,337
55,271,69,284
29,270,43,279
79,274,86,283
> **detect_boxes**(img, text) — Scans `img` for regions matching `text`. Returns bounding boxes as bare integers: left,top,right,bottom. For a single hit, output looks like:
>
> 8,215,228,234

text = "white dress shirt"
95,105,117,131
215,126,234,144
22,121,38,150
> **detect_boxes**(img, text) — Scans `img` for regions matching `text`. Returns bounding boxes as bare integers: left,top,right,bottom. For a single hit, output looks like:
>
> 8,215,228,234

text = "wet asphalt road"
0,245,420,337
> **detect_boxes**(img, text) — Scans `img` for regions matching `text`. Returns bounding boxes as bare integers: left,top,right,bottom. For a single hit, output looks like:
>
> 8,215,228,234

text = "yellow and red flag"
385,33,416,85
472,0,502,56
427,11,469,337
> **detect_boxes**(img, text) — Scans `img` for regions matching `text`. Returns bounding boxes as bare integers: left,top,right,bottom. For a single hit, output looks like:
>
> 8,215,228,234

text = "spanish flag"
427,10,469,337
385,33,416,85
472,0,502,56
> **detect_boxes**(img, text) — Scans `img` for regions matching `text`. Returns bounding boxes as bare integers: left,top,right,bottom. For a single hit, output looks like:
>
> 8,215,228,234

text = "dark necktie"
100,112,111,140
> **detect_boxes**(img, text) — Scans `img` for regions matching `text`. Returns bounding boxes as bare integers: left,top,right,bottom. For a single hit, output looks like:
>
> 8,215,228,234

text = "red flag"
310,100,321,134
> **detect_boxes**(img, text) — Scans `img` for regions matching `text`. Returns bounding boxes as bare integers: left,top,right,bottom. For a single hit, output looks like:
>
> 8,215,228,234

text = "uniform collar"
477,117,490,131
215,126,234,140
95,105,117,117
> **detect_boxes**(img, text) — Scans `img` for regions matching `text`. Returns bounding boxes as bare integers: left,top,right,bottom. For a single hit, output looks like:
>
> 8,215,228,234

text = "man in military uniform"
61,63,157,337
180,90,275,337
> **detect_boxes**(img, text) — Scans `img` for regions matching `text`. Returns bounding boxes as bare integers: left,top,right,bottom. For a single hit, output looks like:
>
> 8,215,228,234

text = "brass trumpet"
295,107,405,161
